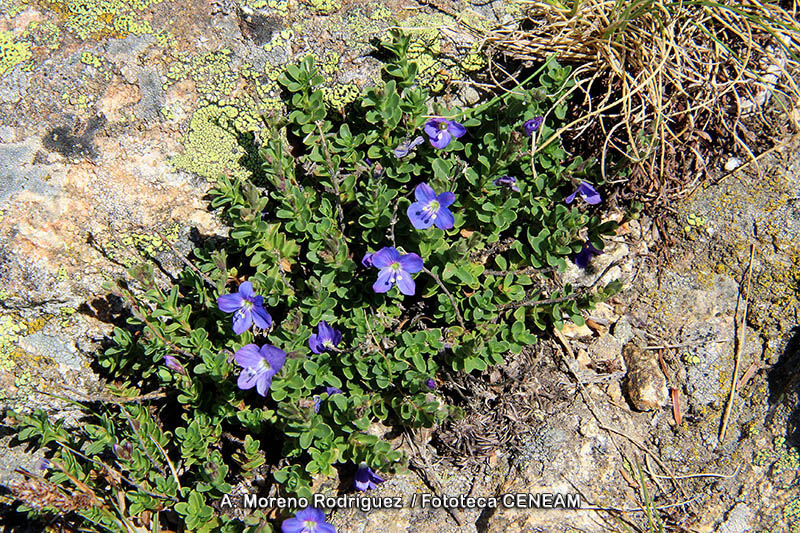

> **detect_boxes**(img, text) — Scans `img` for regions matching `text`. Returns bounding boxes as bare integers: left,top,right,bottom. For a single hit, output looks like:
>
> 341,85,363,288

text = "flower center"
243,299,254,309
323,339,334,348
438,121,449,131
257,359,271,373
302,520,318,532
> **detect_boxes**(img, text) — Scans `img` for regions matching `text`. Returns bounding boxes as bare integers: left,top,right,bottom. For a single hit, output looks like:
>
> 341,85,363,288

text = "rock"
717,502,753,533
612,315,634,345
622,343,668,410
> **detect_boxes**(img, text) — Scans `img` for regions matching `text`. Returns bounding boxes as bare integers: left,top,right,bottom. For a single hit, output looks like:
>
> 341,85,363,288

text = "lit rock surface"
621,342,667,411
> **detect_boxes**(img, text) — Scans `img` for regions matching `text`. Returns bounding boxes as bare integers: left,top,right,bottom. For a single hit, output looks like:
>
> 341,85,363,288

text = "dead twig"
719,244,756,444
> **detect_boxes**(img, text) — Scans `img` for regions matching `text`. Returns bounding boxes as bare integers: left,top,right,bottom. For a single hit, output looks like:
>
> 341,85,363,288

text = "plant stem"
422,266,465,330
316,121,346,234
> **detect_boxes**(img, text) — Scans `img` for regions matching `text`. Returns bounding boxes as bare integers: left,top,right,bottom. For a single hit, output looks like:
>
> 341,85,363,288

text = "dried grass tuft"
482,0,800,206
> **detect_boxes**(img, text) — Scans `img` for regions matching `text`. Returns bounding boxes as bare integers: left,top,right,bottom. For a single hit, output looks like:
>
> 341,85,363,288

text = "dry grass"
481,0,800,206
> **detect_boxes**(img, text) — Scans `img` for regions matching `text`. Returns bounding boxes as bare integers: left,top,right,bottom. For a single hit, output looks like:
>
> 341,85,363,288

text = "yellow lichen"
0,30,32,76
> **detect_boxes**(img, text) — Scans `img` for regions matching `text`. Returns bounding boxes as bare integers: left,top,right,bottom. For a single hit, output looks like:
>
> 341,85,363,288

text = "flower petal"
414,182,436,203
235,344,263,368
433,207,455,230
407,201,434,229
394,272,416,295
564,190,578,204
280,518,304,533
255,373,273,397
447,120,466,138
372,268,395,293
317,524,336,533
361,252,374,268
371,247,400,268
397,253,423,273
296,508,326,523
436,191,456,208
579,182,602,204
217,293,243,313
237,367,260,390
251,305,272,329
309,333,323,354
318,320,333,340
232,309,253,335
423,120,441,139
429,130,451,149
238,281,255,299
260,345,287,374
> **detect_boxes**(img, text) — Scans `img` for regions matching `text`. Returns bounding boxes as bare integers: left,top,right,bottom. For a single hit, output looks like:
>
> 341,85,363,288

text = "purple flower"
34,458,52,471
565,181,602,205
425,378,436,390
281,507,335,533
371,247,423,296
313,387,343,413
163,355,186,375
523,116,543,136
234,344,286,397
361,252,374,268
423,118,466,149
354,463,385,492
393,136,425,158
493,175,520,192
572,242,603,269
112,442,132,461
309,321,342,354
217,281,273,335
407,182,456,230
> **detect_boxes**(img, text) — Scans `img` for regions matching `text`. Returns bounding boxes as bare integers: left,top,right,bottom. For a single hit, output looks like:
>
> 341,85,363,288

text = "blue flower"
361,252,374,268
493,175,520,192
423,118,466,149
163,355,186,375
314,387,343,413
393,135,425,158
217,281,272,335
565,181,602,205
572,242,603,269
281,507,335,533
354,463,385,492
371,246,424,296
234,344,286,397
309,321,342,354
523,116,543,136
407,182,456,230
425,378,436,390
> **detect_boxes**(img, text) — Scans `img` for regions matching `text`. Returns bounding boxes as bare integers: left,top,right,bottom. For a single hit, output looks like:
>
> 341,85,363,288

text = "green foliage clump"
7,30,618,531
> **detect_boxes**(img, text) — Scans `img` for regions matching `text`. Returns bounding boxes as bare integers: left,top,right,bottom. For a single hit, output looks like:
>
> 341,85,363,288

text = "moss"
0,30,33,75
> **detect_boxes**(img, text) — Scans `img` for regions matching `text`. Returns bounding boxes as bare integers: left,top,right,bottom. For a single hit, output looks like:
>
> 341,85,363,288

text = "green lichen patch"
165,49,239,100
0,30,33,76
37,0,165,40
100,224,181,268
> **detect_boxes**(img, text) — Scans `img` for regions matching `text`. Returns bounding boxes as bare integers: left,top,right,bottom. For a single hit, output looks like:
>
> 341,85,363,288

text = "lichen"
101,224,181,267
0,30,33,76
38,0,165,41
308,0,341,16
0,312,53,410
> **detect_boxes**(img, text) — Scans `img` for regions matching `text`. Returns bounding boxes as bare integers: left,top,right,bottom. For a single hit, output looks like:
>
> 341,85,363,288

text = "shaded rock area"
1,0,799,531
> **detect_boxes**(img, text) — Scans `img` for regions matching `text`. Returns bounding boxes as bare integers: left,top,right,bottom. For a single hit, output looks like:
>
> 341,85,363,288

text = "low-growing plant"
7,30,619,532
